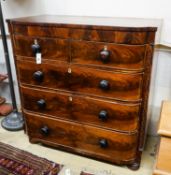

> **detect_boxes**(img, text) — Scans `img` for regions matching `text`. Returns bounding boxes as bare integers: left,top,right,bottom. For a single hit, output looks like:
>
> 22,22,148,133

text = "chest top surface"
7,15,157,32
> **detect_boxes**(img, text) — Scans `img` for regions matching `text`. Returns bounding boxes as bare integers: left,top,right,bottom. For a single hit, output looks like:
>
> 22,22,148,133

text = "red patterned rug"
0,142,63,175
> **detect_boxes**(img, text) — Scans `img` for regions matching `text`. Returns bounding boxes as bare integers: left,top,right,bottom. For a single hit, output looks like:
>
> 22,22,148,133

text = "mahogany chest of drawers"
7,15,157,170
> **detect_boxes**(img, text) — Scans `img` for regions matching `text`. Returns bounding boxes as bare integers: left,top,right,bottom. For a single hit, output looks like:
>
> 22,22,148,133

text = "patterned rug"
0,142,63,175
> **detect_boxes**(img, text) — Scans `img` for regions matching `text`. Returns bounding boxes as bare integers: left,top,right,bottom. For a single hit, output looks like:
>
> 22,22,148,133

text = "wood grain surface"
24,111,138,165
16,59,143,101
20,86,140,132
71,40,146,70
14,35,69,61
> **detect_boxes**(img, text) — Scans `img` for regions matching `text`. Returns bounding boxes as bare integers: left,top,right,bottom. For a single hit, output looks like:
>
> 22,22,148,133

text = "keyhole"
69,96,72,102
34,39,38,45
104,45,108,50
68,68,72,74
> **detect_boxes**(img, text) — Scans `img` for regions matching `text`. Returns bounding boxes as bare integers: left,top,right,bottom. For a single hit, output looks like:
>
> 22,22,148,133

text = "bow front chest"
7,15,157,170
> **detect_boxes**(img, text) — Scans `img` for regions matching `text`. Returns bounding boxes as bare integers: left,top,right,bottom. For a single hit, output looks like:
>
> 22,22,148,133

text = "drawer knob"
99,80,110,90
31,40,41,55
33,71,44,82
99,48,110,63
37,99,46,109
99,139,108,148
41,126,49,136
99,110,108,121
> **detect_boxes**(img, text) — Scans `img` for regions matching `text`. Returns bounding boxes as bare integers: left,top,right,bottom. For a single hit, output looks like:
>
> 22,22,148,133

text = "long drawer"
16,59,143,101
13,35,69,62
24,111,138,164
12,23,155,44
21,86,140,132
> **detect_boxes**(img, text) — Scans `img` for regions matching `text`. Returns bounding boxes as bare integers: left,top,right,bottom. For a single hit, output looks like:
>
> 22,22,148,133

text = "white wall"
1,0,171,135
44,0,170,18
148,49,171,135
2,0,45,18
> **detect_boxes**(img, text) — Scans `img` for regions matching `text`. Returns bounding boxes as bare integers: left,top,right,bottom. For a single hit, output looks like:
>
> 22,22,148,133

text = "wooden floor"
0,117,158,175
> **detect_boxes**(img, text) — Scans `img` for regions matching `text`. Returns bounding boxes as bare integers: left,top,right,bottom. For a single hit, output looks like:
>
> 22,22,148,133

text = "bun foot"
127,162,140,170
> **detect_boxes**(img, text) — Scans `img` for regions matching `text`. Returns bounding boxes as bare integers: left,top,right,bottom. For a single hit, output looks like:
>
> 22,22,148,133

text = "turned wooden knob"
99,139,108,148
99,110,108,121
33,71,44,82
99,80,110,90
37,99,46,109
41,126,49,136
99,48,110,63
31,42,41,55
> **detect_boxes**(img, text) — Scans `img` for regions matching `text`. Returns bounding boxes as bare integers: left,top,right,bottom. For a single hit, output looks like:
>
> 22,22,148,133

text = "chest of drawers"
7,15,157,170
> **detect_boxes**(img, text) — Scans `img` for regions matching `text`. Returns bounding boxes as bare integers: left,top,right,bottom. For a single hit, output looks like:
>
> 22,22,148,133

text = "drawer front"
12,24,155,44
69,65,143,101
17,60,143,101
71,40,146,70
24,111,138,164
13,25,70,39
13,35,69,61
21,86,140,132
16,59,70,90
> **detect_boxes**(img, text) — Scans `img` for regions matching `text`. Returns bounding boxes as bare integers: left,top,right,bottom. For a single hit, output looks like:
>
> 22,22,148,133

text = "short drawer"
21,86,140,132
13,35,69,62
24,111,138,164
17,60,143,101
71,40,146,70
69,65,143,102
16,59,70,90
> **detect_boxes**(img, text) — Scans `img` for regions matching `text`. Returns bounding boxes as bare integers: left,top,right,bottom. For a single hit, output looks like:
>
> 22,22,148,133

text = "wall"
148,49,171,135
1,0,171,135
44,0,170,18
2,0,45,18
